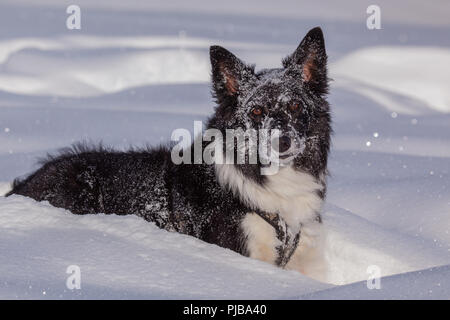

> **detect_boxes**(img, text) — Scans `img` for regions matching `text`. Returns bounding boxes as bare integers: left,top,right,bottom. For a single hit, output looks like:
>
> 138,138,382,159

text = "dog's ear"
283,27,328,95
210,46,253,99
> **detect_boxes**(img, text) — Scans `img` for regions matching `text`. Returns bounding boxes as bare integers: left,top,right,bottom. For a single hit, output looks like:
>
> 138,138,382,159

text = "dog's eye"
251,108,263,116
289,103,301,112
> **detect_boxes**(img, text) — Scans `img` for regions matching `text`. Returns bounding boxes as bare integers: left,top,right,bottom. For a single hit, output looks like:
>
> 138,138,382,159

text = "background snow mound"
331,46,450,114
0,45,210,97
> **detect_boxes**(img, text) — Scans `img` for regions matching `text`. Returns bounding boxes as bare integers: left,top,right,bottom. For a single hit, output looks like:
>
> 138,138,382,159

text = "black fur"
7,142,250,253
6,27,331,263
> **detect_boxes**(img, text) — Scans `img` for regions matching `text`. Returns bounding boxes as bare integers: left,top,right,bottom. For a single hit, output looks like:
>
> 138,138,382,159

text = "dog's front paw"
254,210,301,267
274,219,301,267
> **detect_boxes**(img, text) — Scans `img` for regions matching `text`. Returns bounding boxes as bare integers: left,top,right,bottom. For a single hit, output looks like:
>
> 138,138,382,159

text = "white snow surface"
0,0,449,299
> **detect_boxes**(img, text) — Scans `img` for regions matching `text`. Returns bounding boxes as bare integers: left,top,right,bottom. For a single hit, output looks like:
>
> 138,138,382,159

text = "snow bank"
331,46,450,114
1,195,449,299
322,204,450,285
0,196,330,299
303,264,450,299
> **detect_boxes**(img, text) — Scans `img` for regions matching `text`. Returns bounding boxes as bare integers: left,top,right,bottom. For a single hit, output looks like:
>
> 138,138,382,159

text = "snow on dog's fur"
6,27,331,279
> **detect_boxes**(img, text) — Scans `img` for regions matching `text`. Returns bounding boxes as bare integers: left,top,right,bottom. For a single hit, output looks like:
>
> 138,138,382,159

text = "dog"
6,27,331,276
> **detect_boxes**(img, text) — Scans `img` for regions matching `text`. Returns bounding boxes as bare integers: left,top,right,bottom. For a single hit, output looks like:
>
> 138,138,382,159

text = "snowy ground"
0,0,449,299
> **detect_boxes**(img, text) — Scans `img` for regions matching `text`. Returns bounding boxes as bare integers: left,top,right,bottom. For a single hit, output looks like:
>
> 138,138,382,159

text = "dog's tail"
4,179,22,197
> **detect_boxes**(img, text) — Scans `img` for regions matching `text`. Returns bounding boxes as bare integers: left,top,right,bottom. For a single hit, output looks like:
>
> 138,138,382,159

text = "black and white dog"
7,27,331,276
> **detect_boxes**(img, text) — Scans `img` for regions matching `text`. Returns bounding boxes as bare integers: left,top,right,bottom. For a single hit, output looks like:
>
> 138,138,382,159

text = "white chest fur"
215,164,324,232
215,164,326,275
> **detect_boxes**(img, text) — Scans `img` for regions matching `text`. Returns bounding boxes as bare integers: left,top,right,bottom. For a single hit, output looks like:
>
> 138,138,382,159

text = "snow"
0,0,449,299
0,196,330,299
303,265,450,299
331,46,450,113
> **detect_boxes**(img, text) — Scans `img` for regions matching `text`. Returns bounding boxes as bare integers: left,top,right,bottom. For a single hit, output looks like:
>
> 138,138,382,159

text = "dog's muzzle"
260,130,303,165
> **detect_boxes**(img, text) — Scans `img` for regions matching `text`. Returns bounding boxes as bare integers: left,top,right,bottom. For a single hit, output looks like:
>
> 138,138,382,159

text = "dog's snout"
279,136,291,153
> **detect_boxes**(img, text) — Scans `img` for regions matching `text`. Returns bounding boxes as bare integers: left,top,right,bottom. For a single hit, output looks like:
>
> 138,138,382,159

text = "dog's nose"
278,136,291,153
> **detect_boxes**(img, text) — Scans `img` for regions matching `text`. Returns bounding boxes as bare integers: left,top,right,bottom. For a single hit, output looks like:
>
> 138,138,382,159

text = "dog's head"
208,27,331,179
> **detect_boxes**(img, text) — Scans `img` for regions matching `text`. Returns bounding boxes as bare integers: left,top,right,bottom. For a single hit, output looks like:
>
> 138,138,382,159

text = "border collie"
7,27,331,276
